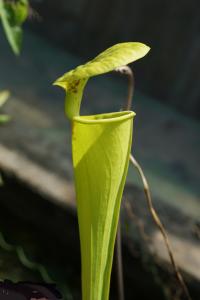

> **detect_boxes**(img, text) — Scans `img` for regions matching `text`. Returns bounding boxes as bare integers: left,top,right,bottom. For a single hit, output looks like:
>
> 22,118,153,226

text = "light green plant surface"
73,111,134,300
0,0,28,55
54,42,149,300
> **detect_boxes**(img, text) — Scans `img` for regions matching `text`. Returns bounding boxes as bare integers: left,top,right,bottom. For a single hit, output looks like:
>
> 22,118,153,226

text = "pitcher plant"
54,42,150,300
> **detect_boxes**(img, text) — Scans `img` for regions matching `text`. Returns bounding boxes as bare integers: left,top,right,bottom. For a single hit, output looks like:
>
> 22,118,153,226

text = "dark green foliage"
0,0,29,54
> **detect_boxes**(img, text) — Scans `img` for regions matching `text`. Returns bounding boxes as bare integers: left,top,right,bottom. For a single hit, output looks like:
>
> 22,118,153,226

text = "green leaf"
0,114,10,123
0,0,28,55
72,111,135,300
54,42,150,119
12,0,29,25
0,90,10,107
0,90,10,124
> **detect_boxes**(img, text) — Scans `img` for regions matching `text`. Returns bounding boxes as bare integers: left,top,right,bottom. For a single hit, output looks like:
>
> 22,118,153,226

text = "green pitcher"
54,42,150,300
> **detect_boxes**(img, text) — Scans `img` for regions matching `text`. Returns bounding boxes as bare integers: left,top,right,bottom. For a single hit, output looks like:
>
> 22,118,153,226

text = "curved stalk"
129,155,192,300
114,65,135,300
115,65,192,300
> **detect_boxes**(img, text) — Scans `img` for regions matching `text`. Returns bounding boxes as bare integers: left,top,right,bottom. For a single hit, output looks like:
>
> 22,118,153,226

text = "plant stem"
114,65,134,300
129,154,192,300
115,66,135,111
115,222,125,300
114,64,192,300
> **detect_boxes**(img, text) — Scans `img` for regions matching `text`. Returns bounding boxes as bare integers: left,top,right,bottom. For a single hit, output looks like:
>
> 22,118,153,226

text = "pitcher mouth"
73,111,135,124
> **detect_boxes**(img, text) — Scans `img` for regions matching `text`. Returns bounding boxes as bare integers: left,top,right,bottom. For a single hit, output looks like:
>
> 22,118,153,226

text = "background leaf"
0,90,10,107
0,0,29,55
0,90,10,124
0,114,11,123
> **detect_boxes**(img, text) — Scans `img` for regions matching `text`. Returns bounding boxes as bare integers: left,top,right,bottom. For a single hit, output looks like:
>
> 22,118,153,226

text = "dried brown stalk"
115,221,125,300
115,65,135,111
114,65,135,300
115,64,192,300
129,154,192,300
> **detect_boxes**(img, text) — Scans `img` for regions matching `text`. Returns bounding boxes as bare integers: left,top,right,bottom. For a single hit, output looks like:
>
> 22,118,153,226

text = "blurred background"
0,1,199,299
30,0,200,118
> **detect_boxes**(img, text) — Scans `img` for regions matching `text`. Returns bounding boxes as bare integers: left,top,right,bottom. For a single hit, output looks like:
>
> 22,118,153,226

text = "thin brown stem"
115,222,125,300
114,64,191,300
115,66,134,110
113,65,134,300
129,154,192,300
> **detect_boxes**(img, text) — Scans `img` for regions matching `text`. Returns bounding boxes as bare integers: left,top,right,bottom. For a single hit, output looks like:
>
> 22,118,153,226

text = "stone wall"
30,0,200,118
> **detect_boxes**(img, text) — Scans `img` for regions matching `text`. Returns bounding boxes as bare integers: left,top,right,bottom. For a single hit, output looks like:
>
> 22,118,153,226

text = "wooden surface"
0,30,200,283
